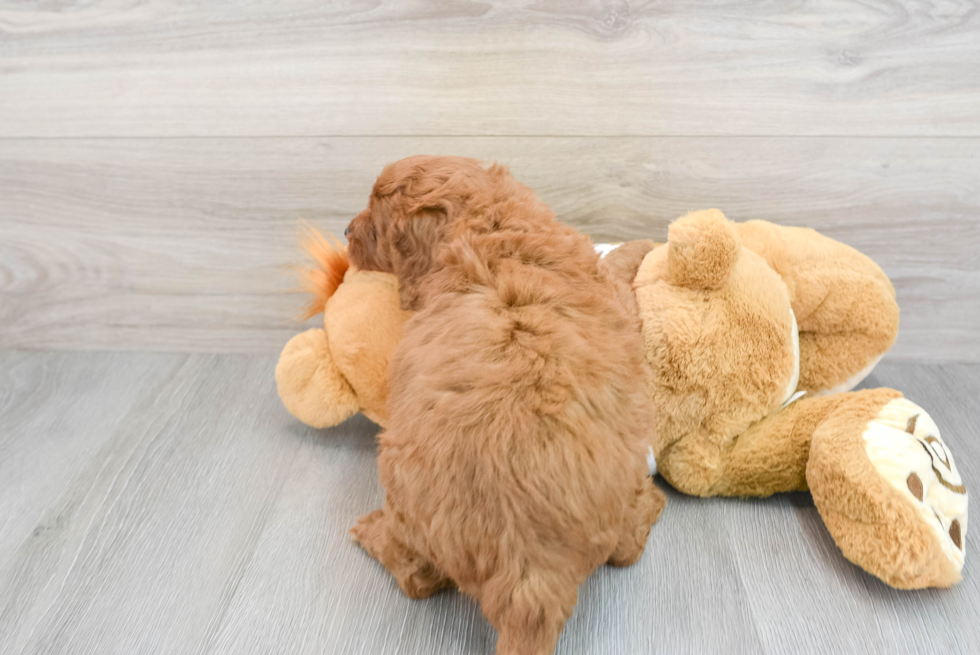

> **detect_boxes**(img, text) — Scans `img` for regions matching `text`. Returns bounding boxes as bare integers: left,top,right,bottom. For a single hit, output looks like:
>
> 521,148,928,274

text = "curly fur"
346,156,666,655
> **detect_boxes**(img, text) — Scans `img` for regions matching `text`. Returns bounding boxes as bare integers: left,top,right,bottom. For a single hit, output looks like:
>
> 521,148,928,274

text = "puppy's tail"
486,568,575,655
296,222,349,320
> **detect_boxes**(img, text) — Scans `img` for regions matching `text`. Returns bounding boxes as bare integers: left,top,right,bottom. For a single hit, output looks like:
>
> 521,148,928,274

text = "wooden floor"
2,2,979,653
0,353,977,654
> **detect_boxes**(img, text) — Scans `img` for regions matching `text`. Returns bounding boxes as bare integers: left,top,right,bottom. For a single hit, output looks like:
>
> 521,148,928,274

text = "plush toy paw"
865,399,967,563
275,328,360,428
808,391,967,588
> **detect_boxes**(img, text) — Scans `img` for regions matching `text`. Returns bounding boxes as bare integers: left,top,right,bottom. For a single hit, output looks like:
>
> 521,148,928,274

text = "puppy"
346,156,665,655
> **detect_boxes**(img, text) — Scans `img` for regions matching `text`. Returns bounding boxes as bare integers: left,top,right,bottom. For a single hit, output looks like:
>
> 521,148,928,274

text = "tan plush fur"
276,229,410,429
636,209,963,589
636,213,800,495
633,210,901,498
807,388,961,589
276,327,359,428
344,156,665,655
324,268,412,426
733,220,899,394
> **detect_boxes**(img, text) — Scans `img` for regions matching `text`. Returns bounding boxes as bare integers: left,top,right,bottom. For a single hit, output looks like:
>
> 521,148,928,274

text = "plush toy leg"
275,328,360,428
786,264,897,395
667,393,859,497
807,391,967,588
734,221,899,395
798,332,888,396
350,506,453,599
608,476,667,566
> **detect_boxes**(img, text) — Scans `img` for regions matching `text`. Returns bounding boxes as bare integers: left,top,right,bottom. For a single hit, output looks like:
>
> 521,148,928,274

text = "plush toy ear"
667,209,739,290
275,328,360,428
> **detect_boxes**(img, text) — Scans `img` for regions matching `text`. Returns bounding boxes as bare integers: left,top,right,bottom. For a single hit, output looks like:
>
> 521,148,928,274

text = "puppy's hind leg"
608,476,666,567
351,507,452,599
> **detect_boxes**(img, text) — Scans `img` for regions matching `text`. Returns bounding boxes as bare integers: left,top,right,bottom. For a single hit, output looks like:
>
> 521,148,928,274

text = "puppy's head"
345,155,506,309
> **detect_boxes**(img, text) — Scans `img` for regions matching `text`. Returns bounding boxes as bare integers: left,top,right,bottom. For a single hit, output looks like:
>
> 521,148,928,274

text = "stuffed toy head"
275,227,409,429
635,209,802,489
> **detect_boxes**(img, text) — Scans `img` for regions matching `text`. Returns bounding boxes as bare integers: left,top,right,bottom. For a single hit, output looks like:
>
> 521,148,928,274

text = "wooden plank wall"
1,1,978,359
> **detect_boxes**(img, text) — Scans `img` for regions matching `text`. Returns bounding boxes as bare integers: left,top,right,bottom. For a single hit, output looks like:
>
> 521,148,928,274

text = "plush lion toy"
277,213,968,589
275,226,410,429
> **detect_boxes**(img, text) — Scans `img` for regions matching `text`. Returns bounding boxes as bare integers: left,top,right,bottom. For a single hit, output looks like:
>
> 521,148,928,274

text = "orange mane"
296,222,349,320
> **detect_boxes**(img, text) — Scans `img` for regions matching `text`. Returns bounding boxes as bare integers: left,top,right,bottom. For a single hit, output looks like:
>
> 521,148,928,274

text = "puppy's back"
379,218,650,593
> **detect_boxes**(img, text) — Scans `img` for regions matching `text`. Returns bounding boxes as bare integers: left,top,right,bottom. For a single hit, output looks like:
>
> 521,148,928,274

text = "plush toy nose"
344,225,350,237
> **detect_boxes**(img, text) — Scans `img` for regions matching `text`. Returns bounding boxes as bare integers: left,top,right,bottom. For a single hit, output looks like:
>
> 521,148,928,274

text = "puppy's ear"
392,207,451,310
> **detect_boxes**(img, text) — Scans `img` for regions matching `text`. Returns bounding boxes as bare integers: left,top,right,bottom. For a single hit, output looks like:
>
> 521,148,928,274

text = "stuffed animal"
275,226,410,429
276,214,968,589
634,209,967,589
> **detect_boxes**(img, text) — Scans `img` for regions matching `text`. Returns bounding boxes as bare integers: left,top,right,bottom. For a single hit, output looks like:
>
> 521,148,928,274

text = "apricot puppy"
345,156,665,655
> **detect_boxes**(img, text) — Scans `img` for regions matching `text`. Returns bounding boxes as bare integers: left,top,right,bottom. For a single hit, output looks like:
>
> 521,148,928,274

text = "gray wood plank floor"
1,351,977,654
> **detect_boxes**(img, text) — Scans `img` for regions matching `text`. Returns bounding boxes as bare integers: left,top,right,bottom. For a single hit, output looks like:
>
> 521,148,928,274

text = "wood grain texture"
0,351,301,655
2,136,977,359
2,1,976,651
1,0,979,137
1,352,977,654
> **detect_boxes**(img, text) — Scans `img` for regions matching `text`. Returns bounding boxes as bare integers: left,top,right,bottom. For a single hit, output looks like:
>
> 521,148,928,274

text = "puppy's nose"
344,225,350,237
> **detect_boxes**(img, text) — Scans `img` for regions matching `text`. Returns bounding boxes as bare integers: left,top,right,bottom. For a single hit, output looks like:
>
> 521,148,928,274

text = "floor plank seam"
196,438,304,655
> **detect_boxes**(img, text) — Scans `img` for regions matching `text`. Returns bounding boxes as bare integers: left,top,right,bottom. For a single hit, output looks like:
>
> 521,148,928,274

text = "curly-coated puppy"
346,156,665,655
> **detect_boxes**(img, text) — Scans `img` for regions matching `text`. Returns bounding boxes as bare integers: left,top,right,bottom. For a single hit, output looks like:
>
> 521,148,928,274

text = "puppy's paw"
350,508,387,556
